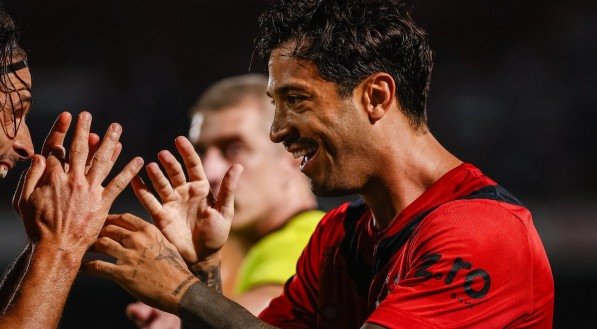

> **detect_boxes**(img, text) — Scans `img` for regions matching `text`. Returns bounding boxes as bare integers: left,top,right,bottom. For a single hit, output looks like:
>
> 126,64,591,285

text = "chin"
310,180,356,198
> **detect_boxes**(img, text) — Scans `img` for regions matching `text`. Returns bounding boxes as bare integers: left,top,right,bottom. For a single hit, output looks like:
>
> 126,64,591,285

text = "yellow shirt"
234,210,324,294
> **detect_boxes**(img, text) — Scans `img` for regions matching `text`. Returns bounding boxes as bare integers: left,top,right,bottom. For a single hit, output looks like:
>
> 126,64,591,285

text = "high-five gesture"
0,112,143,329
16,111,143,258
132,136,242,275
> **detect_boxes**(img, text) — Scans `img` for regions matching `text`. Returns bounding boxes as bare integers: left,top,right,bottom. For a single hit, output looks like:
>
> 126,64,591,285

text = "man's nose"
269,108,292,144
202,148,230,195
12,123,34,160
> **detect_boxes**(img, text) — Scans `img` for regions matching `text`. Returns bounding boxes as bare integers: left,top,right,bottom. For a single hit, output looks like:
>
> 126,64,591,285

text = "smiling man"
85,1,554,328
125,75,322,328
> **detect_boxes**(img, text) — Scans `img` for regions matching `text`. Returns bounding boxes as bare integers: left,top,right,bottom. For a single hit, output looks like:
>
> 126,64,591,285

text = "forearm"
0,242,82,329
179,281,277,329
0,242,32,314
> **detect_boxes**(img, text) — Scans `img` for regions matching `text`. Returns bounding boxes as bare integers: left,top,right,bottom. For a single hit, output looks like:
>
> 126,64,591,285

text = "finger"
87,123,123,184
91,236,127,259
100,224,133,246
215,164,243,222
68,112,92,173
41,112,72,157
175,136,207,182
157,150,186,187
85,133,101,169
111,142,123,162
87,141,120,176
19,155,47,202
103,157,144,204
42,151,68,183
12,168,28,213
81,259,119,280
131,176,162,217
105,213,148,232
146,162,174,201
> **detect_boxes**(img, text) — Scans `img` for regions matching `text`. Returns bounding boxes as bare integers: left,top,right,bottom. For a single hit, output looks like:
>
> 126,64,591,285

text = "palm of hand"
155,180,230,264
133,137,242,267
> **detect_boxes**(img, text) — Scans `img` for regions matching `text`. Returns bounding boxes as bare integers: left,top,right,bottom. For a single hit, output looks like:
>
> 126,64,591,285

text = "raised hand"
132,136,243,270
15,112,143,258
83,213,199,313
12,112,120,219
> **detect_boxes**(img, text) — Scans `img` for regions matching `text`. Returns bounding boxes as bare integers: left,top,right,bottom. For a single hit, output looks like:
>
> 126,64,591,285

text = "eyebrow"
267,83,311,98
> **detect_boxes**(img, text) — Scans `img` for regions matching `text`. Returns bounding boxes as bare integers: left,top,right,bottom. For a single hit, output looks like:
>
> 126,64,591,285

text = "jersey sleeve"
367,199,541,328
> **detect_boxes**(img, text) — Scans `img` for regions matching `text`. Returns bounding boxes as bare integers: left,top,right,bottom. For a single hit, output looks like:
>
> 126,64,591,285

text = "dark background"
1,0,596,327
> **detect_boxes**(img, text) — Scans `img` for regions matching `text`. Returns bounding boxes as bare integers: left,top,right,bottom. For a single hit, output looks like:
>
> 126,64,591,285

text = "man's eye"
287,95,306,106
224,142,243,159
195,146,206,158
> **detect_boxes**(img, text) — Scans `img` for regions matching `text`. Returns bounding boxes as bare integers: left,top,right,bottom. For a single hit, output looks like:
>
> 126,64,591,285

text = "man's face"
0,64,34,178
267,46,373,196
191,100,294,233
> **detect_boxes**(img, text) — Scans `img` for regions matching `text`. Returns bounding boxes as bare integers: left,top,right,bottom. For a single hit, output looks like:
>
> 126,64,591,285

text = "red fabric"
259,164,554,328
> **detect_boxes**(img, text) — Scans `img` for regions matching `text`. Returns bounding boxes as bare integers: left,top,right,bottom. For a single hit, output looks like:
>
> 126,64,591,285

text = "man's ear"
360,73,396,123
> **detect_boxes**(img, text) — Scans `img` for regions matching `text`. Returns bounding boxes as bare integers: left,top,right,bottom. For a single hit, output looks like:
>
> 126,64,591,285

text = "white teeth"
291,145,317,160
301,154,309,169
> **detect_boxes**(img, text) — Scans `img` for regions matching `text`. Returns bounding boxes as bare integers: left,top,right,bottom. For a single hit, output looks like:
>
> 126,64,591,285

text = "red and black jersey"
259,163,554,328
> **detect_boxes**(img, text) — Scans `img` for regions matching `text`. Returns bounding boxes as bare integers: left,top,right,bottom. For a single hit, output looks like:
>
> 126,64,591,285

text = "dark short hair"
255,0,433,129
0,3,27,93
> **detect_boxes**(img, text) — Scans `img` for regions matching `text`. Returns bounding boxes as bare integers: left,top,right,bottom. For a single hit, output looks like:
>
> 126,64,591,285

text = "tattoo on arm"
190,262,222,294
173,274,197,296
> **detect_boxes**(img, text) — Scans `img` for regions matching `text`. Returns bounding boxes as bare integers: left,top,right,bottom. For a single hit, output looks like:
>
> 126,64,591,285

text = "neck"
362,130,461,231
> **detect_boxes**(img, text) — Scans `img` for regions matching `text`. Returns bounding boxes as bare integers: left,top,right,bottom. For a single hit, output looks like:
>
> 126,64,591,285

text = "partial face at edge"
0,61,34,179
266,45,375,197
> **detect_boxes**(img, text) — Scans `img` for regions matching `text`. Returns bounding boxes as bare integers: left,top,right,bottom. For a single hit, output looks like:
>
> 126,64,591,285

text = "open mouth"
290,144,319,172
300,148,318,171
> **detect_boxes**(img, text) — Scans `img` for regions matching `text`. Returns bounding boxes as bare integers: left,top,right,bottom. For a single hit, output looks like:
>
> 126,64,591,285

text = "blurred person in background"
125,74,323,328
0,4,143,328
84,0,554,328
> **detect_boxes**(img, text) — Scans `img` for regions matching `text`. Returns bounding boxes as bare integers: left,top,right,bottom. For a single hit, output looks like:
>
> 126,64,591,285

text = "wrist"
31,240,85,270
189,252,221,273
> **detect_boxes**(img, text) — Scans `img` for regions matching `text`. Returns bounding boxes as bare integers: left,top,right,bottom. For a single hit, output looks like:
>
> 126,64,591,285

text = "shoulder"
407,198,536,284
413,198,532,246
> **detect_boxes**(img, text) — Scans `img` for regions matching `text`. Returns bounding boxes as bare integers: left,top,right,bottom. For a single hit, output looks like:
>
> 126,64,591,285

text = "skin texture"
0,112,104,312
0,65,34,178
0,111,144,329
268,44,462,229
88,40,461,327
125,99,317,328
82,141,244,313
